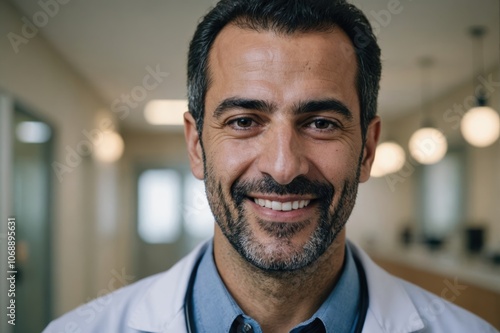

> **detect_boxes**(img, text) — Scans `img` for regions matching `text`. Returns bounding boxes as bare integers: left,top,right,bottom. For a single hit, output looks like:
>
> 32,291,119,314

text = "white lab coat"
43,241,498,333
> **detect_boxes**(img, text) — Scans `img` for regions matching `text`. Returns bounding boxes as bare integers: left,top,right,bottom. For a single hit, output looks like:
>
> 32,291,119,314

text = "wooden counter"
371,252,500,330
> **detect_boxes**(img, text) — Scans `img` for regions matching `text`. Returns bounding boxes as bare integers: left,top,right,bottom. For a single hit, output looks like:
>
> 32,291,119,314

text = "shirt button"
239,323,253,333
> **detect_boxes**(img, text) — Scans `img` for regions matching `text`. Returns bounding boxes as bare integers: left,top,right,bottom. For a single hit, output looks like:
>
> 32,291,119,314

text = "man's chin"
256,220,311,239
235,236,320,273
243,254,316,273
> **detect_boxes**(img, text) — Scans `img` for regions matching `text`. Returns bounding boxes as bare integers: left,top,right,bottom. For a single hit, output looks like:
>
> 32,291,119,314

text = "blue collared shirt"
191,240,360,333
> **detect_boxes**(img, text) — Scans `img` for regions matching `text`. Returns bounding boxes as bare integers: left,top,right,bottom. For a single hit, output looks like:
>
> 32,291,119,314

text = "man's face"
185,25,379,272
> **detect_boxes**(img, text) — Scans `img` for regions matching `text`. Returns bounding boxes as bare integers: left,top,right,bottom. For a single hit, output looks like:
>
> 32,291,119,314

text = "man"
44,0,497,332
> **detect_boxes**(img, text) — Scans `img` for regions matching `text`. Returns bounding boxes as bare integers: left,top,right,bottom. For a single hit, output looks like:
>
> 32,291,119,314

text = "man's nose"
257,125,309,185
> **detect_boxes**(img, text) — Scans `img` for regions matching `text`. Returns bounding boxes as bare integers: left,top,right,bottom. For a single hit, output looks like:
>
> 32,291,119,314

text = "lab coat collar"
127,241,209,333
349,242,425,333
127,240,426,333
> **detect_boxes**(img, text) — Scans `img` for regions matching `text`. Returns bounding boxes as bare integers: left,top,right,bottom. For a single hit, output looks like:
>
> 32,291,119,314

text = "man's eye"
314,119,330,129
309,119,338,130
230,117,254,128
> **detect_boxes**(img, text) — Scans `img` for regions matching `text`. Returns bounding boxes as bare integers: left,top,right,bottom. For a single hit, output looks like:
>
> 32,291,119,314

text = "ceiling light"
371,141,406,177
409,127,448,165
94,131,124,163
461,106,500,147
16,121,51,143
461,26,499,147
144,99,187,125
408,57,448,165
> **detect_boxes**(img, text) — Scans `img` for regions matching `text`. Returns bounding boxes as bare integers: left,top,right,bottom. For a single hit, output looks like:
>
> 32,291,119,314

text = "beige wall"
0,0,121,323
117,130,191,276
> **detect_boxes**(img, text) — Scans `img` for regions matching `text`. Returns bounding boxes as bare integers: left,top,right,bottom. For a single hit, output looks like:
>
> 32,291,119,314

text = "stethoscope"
184,250,369,333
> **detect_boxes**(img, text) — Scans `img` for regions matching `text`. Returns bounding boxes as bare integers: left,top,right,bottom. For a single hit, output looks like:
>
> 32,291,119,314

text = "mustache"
231,175,334,205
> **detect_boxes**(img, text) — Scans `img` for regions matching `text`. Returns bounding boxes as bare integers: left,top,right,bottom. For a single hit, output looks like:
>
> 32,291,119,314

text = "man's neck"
213,230,346,333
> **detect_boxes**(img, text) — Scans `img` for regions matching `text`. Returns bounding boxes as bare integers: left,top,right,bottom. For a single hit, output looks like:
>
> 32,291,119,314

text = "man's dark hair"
187,0,381,140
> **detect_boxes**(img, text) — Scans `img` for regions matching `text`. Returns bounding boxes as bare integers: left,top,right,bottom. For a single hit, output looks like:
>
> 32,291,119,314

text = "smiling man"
183,22,373,332
44,0,498,332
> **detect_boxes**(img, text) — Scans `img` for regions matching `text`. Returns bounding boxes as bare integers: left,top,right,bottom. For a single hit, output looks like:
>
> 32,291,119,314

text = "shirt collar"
192,241,244,333
192,240,360,333
299,243,360,333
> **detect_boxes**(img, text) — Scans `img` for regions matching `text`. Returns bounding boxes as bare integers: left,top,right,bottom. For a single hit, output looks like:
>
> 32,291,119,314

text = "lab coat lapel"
350,243,425,333
127,241,209,333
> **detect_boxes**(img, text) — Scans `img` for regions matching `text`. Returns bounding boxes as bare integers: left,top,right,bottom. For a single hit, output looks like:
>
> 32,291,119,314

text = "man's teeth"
253,198,311,211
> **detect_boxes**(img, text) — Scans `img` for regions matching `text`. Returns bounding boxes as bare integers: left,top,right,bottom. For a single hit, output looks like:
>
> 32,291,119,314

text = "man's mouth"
252,198,312,211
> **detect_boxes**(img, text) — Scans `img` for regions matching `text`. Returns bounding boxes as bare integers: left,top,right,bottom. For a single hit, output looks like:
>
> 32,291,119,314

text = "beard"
203,159,361,273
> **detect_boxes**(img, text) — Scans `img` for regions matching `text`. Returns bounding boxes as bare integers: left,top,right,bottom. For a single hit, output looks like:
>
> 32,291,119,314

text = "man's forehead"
209,24,358,74
204,24,360,116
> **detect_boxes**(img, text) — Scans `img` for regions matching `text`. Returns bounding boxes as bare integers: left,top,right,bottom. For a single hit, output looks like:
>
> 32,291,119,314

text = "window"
137,169,214,244
138,169,182,243
184,173,214,238
420,150,464,239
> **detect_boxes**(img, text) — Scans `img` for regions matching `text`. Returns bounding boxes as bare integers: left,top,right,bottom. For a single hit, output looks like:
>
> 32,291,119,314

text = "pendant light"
371,141,406,178
460,26,500,148
409,57,448,165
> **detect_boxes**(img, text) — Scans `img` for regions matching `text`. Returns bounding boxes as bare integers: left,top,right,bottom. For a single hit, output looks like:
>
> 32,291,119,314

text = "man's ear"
184,112,204,180
359,116,381,183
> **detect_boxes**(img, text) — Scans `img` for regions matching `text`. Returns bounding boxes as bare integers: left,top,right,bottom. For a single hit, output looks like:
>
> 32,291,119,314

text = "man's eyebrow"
213,98,276,119
294,99,353,121
212,97,353,121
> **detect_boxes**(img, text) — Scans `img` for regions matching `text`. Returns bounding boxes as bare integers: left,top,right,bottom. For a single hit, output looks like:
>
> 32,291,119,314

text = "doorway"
0,96,54,333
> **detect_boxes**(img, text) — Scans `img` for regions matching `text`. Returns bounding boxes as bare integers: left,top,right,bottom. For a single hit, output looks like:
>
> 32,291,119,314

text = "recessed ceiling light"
144,99,187,126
